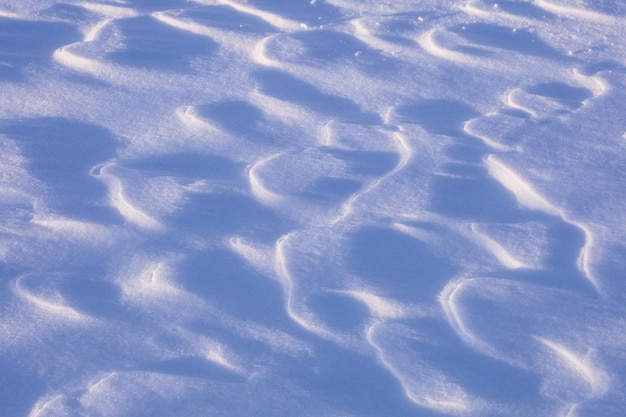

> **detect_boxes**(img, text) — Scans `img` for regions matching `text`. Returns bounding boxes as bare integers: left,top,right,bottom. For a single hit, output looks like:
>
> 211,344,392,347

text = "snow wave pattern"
0,0,625,416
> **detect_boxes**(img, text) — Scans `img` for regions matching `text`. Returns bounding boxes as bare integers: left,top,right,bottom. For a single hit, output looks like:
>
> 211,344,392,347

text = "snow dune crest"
484,155,559,216
533,0,619,23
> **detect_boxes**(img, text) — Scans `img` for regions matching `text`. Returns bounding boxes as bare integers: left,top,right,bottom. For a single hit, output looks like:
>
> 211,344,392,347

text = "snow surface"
1,0,625,416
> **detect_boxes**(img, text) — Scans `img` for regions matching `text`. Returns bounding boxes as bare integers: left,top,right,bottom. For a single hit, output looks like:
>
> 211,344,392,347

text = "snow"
1,0,625,416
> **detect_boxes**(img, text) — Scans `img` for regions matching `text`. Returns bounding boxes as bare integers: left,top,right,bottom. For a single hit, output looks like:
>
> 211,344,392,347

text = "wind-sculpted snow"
1,0,625,416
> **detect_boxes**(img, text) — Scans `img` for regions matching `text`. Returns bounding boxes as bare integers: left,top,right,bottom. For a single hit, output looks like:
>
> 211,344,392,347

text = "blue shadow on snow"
449,23,570,60
348,227,457,302
241,0,343,26
126,152,240,180
394,99,479,137
178,5,275,33
0,17,79,82
0,358,46,417
1,117,121,223
195,101,266,138
526,82,593,109
107,16,217,71
252,69,382,124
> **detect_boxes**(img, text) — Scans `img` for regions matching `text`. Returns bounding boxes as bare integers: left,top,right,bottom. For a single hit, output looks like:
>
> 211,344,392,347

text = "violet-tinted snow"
1,1,625,416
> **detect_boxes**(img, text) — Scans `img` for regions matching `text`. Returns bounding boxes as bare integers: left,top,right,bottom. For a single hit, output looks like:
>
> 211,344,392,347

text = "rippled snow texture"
1,1,626,416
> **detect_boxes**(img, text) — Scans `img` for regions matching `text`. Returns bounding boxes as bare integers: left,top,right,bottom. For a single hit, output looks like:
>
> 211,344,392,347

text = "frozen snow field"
1,0,625,416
